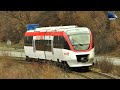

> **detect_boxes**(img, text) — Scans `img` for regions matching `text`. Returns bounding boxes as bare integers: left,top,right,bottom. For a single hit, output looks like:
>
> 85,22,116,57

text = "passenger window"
35,40,51,51
35,40,44,51
63,39,70,50
24,36,33,46
53,36,70,50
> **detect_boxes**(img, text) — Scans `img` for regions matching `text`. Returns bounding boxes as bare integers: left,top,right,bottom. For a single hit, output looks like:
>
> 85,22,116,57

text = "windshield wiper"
78,43,83,46
72,40,90,46
71,39,83,46
72,43,83,46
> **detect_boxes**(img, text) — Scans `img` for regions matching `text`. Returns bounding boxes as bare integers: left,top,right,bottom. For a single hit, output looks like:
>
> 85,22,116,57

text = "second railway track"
69,69,120,79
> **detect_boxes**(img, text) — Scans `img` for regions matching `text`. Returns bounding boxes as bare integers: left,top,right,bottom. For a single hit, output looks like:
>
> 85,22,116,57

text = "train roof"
57,27,90,33
35,25,77,31
26,25,90,33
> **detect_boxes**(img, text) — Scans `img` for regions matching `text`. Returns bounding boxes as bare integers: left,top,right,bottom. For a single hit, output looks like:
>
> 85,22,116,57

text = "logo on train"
64,52,69,56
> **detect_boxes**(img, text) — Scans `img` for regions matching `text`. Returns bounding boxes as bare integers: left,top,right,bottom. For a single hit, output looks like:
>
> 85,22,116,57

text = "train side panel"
24,46,35,58
62,48,94,67
53,48,63,62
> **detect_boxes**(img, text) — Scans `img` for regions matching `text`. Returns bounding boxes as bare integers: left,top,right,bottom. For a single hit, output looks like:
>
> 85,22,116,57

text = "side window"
53,36,70,50
24,36,33,46
35,40,51,51
44,40,51,51
63,37,70,50
53,36,58,48
59,36,64,48
53,36,63,48
35,40,44,51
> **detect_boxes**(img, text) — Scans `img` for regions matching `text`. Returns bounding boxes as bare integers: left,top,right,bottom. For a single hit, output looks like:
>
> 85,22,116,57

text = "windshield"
69,34,90,50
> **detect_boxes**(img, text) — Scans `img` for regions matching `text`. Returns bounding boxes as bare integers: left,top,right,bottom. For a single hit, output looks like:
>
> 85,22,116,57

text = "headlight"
88,54,90,59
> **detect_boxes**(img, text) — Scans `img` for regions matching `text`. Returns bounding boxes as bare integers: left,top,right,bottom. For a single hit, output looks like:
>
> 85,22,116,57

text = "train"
24,25,95,69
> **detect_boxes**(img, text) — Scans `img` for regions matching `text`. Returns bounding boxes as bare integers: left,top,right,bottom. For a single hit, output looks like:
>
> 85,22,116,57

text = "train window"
68,33,90,50
63,38,70,50
35,40,45,51
35,40,51,51
53,36,63,48
53,36,70,50
44,40,51,51
53,36,59,48
24,36,33,46
59,36,64,48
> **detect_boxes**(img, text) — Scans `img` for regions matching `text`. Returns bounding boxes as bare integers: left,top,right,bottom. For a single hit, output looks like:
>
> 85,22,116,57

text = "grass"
0,50,87,79
0,56,69,79
1,48,120,78
1,56,80,79
0,42,23,48
112,66,120,77
93,57,120,77
94,58,114,73
0,42,24,52
1,56,120,79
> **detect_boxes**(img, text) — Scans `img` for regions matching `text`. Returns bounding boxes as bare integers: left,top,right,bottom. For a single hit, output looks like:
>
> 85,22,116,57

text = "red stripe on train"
25,31,93,52
25,31,64,36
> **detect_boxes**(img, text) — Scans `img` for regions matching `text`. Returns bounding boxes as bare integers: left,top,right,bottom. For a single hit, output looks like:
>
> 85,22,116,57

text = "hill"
0,11,120,56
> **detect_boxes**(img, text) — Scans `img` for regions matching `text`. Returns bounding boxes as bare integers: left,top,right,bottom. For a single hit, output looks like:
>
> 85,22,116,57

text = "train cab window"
24,36,33,46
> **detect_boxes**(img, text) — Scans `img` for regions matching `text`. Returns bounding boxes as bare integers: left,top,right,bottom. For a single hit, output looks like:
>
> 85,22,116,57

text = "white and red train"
24,25,95,68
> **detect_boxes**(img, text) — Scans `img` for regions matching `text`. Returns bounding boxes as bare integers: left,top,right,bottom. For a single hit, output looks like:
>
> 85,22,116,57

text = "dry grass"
111,66,120,77
0,56,65,79
1,50,120,79
93,57,114,73
0,51,88,79
93,60,120,78
0,50,11,57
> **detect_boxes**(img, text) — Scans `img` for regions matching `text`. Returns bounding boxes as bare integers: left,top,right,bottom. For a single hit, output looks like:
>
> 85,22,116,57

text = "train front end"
64,27,94,67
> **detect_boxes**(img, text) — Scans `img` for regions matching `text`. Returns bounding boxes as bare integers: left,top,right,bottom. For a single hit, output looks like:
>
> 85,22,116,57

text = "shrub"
94,57,114,73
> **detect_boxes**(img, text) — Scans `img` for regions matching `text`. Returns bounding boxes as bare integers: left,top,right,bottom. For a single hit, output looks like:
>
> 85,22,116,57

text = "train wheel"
26,56,32,62
56,59,61,66
82,66,90,72
61,61,70,71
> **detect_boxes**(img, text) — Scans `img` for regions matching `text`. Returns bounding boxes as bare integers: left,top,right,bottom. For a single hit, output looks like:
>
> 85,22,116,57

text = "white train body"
24,25,95,67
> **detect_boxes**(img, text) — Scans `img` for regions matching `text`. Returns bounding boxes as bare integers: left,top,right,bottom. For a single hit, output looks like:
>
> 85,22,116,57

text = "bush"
113,66,120,77
94,58,114,73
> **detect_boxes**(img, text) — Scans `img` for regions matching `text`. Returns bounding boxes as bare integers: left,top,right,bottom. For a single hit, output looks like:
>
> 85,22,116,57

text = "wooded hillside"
0,11,120,55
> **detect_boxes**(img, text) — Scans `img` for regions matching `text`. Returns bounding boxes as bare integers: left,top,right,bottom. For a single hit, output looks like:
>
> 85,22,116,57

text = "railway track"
3,57,120,79
68,69,120,79
91,70,120,79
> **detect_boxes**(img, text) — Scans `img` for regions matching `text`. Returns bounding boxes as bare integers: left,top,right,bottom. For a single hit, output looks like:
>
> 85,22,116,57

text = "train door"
34,36,46,59
24,36,35,58
53,36,63,62
44,36,54,61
